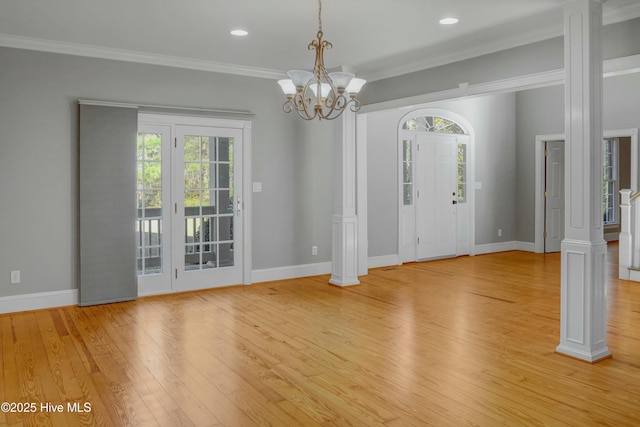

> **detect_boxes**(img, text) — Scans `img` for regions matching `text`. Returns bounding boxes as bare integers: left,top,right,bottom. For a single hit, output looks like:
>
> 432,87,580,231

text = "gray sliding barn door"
79,103,138,306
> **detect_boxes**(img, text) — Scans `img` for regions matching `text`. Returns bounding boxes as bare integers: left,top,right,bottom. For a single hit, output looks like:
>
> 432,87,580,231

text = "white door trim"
396,108,476,262
534,128,639,253
137,113,252,293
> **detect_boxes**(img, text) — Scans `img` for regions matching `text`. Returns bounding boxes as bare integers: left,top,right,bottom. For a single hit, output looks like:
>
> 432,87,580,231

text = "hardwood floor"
2,245,640,426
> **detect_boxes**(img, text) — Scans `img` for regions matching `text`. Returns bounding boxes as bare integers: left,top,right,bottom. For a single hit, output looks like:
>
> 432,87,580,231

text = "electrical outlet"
10,270,20,284
498,229,503,237
312,246,318,256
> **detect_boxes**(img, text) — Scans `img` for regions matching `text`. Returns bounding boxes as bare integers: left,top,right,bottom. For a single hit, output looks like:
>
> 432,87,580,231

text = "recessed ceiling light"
439,17,459,25
230,29,248,36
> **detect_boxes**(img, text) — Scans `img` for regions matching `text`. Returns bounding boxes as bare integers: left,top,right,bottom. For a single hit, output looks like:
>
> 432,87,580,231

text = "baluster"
620,189,632,279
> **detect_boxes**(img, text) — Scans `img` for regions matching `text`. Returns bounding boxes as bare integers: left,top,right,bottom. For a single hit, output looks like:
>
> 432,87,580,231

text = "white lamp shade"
287,70,313,88
278,79,296,95
309,83,332,98
346,78,366,94
328,72,354,89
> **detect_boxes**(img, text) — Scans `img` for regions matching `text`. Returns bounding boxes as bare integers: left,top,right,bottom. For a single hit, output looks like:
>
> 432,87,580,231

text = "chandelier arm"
293,92,318,121
349,98,362,113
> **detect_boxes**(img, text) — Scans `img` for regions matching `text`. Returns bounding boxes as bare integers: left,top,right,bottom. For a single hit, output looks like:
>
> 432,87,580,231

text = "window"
402,116,465,134
457,143,467,204
401,115,467,206
603,138,618,225
402,140,413,205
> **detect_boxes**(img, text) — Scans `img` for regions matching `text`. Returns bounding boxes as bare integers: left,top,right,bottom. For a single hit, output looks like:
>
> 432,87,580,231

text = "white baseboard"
514,241,536,252
0,289,78,314
368,255,400,269
252,261,332,284
474,241,535,255
604,232,619,242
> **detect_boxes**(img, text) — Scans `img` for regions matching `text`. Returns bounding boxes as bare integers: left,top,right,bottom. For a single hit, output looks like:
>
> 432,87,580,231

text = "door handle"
236,198,242,216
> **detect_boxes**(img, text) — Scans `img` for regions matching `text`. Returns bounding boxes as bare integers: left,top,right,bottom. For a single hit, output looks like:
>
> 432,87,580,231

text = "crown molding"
0,33,286,80
0,2,638,84
359,3,640,83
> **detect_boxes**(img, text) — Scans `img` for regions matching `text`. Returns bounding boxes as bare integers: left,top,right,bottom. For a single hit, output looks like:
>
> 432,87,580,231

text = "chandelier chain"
318,0,323,33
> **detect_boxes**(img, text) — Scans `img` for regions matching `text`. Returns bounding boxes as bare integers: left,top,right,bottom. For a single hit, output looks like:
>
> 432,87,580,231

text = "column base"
328,277,360,287
330,214,359,287
556,344,611,363
557,239,610,363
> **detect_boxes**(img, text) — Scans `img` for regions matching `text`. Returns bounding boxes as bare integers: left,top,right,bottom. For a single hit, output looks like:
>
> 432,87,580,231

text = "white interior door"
416,133,458,260
545,140,565,253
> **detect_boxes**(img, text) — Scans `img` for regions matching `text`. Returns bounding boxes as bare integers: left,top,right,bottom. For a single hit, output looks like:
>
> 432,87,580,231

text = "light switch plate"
10,270,20,284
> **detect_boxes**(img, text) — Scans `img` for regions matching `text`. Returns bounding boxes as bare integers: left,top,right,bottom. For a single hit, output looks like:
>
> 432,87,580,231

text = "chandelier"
277,0,366,121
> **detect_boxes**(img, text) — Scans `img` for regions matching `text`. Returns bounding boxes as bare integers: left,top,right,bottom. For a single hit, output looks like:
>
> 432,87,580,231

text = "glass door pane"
137,131,164,275
183,135,235,271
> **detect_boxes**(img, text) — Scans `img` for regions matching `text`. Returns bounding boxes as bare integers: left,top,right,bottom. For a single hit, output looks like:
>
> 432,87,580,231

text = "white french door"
136,114,245,295
173,125,243,291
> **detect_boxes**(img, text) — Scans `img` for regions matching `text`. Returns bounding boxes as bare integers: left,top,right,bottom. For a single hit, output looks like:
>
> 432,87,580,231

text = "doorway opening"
136,113,252,295
534,129,639,253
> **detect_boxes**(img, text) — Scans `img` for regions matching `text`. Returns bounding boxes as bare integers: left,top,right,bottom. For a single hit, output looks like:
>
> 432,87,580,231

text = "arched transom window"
401,115,468,206
402,116,466,134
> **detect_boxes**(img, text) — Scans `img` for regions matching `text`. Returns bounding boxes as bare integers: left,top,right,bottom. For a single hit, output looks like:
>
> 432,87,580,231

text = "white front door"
416,133,458,260
136,115,246,295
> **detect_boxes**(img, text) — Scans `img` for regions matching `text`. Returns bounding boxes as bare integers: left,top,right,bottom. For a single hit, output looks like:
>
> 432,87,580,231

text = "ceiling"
1,0,639,82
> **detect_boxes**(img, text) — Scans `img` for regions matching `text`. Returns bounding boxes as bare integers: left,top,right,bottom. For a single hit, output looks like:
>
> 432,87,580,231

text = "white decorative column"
330,109,360,287
556,0,610,362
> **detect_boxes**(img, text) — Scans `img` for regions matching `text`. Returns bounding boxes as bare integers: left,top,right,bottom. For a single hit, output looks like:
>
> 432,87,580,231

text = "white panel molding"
251,262,332,284
0,289,78,315
0,33,284,80
356,114,369,277
331,110,360,287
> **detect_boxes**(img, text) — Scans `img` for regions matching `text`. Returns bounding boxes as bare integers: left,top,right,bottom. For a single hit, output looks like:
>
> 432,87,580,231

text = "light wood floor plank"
4,244,640,425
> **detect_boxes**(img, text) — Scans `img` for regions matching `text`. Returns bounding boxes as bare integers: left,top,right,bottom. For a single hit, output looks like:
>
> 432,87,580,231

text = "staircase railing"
619,189,640,279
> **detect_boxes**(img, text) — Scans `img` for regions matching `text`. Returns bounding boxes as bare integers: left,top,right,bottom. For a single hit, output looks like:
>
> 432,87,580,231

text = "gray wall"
366,93,517,257
0,46,333,297
515,72,640,243
362,17,640,107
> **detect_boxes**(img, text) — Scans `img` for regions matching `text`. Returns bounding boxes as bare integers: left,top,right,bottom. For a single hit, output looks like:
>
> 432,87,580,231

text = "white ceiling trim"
360,54,640,114
0,33,286,80
0,3,638,84
359,24,564,83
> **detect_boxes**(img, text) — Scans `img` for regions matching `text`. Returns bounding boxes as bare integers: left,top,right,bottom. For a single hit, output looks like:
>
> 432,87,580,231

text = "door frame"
397,108,476,262
534,128,639,253
137,113,253,294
